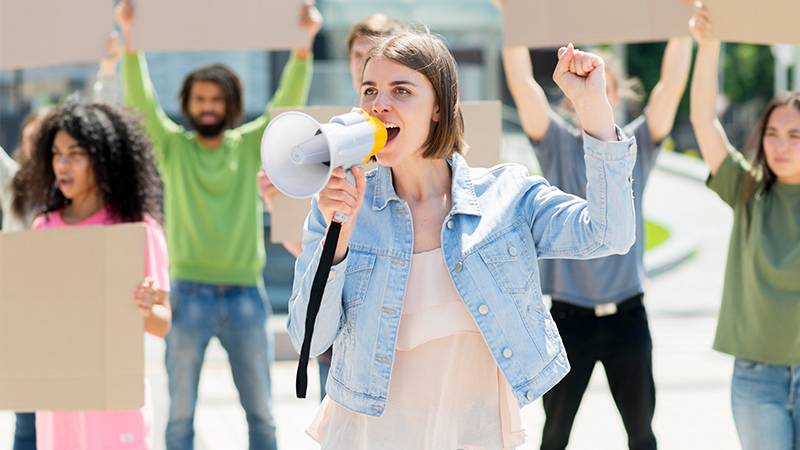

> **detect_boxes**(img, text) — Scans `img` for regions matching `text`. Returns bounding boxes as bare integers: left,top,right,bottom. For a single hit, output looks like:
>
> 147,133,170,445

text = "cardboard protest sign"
130,0,309,52
461,100,502,169
0,224,146,410
0,0,111,69
269,196,313,244
503,0,692,48
703,0,800,45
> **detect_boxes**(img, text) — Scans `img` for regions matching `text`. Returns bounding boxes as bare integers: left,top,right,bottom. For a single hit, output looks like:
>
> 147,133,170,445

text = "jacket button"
446,220,454,230
454,261,463,273
508,245,518,257
526,391,535,401
478,305,489,315
502,348,513,358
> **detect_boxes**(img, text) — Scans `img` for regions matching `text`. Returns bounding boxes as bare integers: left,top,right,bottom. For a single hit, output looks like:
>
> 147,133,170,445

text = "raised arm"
269,3,321,109
645,37,693,143
238,3,320,141
502,46,553,141
528,45,636,258
688,5,731,175
91,31,122,104
116,0,182,152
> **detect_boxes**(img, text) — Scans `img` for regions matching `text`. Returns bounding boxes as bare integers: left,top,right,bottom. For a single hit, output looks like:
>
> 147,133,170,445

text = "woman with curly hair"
13,100,171,450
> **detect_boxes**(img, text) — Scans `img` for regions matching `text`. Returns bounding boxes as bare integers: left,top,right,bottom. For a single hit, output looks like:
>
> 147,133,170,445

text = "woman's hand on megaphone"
319,166,367,264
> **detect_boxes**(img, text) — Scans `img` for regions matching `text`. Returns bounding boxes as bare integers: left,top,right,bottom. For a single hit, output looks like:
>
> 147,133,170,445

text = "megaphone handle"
332,169,356,224
296,220,342,398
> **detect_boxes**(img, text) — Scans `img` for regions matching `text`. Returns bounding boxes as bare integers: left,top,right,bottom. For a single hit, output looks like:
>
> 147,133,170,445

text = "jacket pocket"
477,223,538,295
341,249,377,313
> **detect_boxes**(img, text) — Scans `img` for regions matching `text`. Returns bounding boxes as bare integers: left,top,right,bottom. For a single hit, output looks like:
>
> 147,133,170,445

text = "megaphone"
261,108,388,399
261,108,387,200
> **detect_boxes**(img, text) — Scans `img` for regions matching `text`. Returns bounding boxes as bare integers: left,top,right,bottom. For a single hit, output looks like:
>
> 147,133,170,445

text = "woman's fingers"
321,188,358,205
327,177,358,198
556,44,604,80
581,53,595,74
554,43,575,79
352,166,367,206
318,167,368,224
566,50,600,77
689,6,713,40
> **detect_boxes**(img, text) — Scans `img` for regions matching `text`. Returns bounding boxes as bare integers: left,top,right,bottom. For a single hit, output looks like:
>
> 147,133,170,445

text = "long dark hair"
740,91,800,218
12,100,161,223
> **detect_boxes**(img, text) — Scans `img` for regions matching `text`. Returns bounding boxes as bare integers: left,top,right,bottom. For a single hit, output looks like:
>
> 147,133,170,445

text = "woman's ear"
432,104,440,123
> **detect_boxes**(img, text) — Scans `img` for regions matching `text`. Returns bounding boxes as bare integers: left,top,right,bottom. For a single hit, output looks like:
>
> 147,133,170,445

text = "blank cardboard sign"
461,101,502,169
0,224,146,411
0,0,111,69
130,0,309,53
266,101,502,242
268,196,313,244
704,0,800,45
503,0,692,48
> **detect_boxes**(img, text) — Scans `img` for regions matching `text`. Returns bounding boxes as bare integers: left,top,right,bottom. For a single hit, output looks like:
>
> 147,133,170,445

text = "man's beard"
189,114,227,138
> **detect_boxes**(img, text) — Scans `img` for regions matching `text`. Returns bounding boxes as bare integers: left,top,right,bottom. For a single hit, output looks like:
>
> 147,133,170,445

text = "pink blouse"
308,248,525,450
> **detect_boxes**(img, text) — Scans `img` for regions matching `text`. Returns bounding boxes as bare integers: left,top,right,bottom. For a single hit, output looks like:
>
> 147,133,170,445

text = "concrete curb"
656,151,710,182
644,209,699,278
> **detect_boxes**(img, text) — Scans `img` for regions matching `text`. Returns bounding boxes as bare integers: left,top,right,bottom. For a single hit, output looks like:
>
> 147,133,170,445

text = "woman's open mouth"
385,122,400,143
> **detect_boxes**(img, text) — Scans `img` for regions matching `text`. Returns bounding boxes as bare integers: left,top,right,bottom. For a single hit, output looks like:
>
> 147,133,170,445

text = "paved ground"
1,158,740,449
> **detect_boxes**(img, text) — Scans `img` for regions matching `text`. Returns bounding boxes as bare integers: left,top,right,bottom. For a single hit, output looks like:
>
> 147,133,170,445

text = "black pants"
541,296,656,450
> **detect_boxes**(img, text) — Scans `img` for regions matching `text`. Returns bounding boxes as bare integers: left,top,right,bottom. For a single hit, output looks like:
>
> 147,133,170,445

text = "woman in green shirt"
690,6,800,450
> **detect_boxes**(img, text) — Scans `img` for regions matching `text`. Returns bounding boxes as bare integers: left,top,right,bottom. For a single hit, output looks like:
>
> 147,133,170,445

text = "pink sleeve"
143,216,170,292
31,215,48,229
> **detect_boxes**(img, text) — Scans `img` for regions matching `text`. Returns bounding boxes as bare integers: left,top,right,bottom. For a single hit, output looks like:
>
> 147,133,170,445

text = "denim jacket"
288,130,637,416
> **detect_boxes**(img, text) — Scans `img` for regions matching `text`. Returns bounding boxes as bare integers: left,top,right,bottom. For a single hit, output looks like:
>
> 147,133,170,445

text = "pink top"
33,208,169,450
308,248,525,450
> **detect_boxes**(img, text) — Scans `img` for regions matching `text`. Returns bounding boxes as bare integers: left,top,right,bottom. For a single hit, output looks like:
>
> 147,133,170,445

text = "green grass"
662,137,702,160
645,220,670,251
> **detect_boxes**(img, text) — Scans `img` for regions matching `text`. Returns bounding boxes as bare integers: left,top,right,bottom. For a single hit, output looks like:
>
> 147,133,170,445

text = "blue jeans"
732,358,800,450
13,413,36,450
165,280,277,450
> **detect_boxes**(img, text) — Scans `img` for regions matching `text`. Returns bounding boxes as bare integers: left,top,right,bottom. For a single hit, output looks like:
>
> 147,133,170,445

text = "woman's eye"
363,87,376,96
395,87,410,95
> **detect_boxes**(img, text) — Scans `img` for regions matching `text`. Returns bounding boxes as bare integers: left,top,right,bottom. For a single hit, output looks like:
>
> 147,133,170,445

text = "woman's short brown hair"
364,30,467,159
346,14,405,53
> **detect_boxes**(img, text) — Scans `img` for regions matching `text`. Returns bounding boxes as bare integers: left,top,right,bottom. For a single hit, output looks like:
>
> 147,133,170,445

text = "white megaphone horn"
261,108,387,213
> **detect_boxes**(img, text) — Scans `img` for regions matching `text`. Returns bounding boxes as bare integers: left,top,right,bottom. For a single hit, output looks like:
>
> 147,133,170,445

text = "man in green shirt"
116,1,321,448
